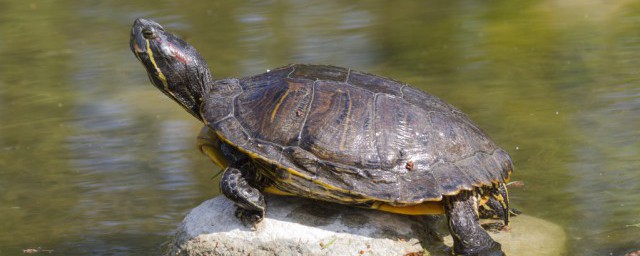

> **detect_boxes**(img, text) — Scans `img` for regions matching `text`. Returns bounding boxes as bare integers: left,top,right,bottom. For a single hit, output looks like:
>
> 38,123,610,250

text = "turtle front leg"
444,191,504,256
220,165,266,229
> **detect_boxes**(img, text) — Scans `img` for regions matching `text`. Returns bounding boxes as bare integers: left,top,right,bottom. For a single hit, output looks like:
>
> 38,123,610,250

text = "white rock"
165,196,566,256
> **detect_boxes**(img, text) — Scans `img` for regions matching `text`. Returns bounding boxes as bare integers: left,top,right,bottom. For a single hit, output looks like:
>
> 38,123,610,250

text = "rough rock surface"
165,196,565,256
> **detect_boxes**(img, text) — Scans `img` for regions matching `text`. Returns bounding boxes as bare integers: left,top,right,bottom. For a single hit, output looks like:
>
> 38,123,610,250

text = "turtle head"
130,18,212,120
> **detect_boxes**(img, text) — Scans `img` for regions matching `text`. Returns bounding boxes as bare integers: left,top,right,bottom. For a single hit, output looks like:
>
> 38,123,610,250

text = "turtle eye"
142,28,155,39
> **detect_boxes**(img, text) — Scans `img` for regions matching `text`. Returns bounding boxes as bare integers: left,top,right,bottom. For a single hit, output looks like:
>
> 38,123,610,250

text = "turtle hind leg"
494,183,511,226
444,190,504,256
478,183,519,229
220,165,266,229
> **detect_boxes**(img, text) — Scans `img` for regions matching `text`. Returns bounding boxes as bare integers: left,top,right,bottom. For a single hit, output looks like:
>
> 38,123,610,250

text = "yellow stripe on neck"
145,39,169,89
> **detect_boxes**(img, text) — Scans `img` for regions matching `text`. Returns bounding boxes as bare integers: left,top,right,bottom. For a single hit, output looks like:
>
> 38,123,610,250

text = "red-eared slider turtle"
130,18,514,256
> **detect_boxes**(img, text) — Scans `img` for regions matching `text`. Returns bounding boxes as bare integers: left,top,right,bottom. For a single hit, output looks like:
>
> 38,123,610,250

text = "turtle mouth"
130,28,147,60
130,18,168,84
130,18,164,56
130,38,145,56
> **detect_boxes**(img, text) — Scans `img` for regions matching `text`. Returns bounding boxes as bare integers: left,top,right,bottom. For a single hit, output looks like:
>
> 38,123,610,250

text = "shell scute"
207,64,512,204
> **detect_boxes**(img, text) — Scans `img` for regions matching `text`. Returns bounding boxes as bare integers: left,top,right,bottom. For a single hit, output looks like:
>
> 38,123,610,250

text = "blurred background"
0,0,638,255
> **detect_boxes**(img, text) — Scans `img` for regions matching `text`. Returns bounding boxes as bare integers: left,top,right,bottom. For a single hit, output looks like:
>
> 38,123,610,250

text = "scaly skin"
220,165,265,229
129,18,513,256
444,191,504,256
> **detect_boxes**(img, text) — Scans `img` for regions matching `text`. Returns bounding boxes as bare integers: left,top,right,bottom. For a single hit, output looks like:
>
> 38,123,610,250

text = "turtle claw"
481,222,508,233
235,207,263,229
221,165,267,230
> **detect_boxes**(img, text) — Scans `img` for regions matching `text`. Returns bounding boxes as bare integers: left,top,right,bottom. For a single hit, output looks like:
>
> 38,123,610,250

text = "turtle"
130,18,514,256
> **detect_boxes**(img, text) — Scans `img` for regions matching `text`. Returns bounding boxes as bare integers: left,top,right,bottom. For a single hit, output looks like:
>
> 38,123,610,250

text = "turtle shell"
200,64,512,206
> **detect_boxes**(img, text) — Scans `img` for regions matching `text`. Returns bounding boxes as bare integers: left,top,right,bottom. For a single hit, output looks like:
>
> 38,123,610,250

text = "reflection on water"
0,0,639,255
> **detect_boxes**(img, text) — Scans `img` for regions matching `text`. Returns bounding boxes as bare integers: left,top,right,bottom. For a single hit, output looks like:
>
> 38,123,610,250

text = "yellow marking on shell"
264,186,295,196
145,39,169,90
339,90,352,151
504,162,512,182
213,130,374,203
211,127,512,205
270,88,291,123
372,201,445,215
209,127,514,206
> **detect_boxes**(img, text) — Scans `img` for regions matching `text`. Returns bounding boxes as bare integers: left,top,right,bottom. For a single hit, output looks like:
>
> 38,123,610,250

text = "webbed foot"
220,165,266,229
234,208,263,229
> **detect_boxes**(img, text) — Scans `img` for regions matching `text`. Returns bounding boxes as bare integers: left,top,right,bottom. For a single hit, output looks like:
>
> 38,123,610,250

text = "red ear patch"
168,42,190,65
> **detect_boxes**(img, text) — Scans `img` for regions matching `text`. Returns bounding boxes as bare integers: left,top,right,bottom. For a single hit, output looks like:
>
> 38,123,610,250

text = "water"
1,1,638,255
